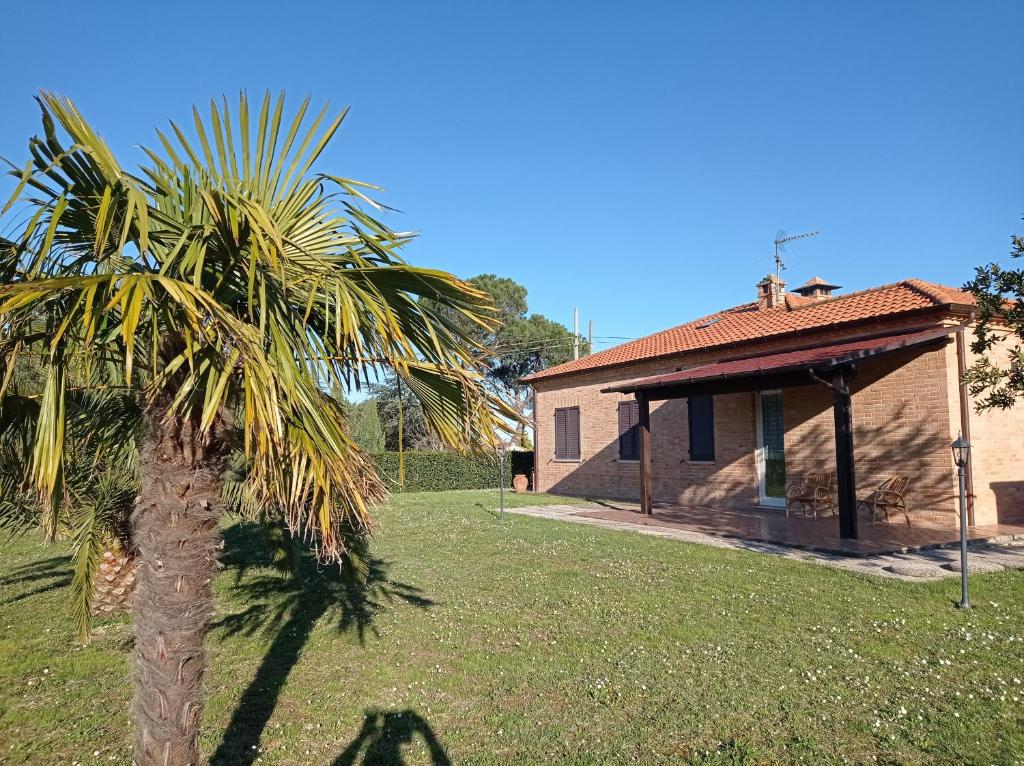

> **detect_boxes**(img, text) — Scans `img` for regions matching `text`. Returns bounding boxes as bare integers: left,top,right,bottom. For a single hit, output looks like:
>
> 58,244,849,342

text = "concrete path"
504,503,1024,581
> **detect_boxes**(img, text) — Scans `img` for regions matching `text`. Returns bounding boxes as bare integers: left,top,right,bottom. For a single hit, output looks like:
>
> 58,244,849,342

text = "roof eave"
600,325,958,396
526,304,965,386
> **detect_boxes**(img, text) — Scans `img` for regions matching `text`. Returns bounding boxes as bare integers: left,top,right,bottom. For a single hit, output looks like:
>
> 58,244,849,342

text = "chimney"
756,274,786,309
792,276,841,301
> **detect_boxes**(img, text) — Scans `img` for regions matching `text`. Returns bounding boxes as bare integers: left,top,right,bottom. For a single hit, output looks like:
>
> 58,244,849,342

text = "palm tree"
0,352,141,638
0,92,511,766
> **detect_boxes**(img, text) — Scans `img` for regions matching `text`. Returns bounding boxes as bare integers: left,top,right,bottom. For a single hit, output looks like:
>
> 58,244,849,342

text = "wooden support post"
832,368,858,540
638,392,653,515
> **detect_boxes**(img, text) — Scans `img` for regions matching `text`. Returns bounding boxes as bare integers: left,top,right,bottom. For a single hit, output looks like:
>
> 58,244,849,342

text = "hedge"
371,450,534,493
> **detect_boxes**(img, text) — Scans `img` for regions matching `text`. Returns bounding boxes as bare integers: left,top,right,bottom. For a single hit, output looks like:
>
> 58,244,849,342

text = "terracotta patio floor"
572,501,1024,556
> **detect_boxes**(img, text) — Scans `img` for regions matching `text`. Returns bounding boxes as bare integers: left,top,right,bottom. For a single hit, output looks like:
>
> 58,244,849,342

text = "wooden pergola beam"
637,372,818,401
831,367,858,540
638,392,653,515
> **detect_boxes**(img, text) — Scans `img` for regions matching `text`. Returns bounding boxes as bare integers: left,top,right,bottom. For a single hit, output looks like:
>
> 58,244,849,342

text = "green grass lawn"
2,490,1023,765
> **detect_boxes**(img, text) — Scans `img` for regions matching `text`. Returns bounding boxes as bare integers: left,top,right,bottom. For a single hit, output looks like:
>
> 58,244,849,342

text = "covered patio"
601,326,972,544
570,500,1024,556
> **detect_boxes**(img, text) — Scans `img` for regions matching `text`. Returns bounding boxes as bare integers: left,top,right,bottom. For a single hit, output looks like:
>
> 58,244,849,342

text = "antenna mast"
773,230,820,280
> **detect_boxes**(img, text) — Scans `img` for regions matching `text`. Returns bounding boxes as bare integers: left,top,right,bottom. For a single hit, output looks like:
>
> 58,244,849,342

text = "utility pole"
573,307,579,360
497,445,505,522
588,319,593,357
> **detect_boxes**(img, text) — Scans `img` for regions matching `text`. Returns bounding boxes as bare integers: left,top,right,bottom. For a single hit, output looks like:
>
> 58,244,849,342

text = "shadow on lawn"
474,501,503,520
0,554,72,604
332,709,452,766
209,523,435,766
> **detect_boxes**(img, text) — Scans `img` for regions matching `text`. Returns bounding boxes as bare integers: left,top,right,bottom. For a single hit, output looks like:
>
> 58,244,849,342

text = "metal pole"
397,375,405,488
957,465,970,609
498,448,505,522
573,307,579,360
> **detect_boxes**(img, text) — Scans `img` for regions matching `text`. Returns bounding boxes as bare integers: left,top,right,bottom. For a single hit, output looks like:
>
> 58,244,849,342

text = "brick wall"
781,346,959,524
533,316,978,524
958,331,1024,524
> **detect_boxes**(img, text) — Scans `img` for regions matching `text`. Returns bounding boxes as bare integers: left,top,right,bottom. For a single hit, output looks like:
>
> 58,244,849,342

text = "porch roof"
601,325,958,398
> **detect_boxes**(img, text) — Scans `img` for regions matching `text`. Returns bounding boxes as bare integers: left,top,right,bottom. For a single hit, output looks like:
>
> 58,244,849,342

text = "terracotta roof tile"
602,326,958,393
525,279,973,382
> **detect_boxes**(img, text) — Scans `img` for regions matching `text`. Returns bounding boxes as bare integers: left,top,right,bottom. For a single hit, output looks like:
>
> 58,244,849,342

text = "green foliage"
347,399,386,453
462,274,586,387
67,465,138,638
491,312,586,388
0,360,140,639
465,274,527,328
424,273,584,446
371,450,524,492
964,228,1024,410
368,374,442,451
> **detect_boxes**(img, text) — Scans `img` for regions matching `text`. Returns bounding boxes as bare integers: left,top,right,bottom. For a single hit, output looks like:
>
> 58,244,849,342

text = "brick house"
524,275,1024,539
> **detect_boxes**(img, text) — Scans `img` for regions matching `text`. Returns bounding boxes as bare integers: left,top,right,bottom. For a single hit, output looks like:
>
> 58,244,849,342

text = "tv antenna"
773,230,820,280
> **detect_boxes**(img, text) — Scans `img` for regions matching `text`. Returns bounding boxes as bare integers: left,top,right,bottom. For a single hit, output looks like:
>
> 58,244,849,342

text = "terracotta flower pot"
512,473,529,493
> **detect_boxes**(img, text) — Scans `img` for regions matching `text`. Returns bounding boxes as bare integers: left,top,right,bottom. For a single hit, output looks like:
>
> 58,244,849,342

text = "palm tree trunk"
131,441,220,766
91,549,138,616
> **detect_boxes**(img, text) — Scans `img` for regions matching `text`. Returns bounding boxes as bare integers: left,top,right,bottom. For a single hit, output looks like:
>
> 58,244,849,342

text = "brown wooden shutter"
618,401,639,460
566,407,580,460
555,408,567,459
555,406,581,460
687,395,715,461
632,400,639,457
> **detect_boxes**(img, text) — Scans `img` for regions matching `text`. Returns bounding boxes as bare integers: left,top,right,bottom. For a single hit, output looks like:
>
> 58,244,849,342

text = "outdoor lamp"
951,433,971,609
951,434,971,469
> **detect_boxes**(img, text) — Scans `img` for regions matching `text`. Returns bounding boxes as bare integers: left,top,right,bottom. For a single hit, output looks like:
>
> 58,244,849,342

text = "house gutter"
955,316,976,525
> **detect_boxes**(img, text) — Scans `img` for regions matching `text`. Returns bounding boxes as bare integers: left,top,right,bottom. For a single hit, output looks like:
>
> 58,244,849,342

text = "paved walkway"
504,503,1024,581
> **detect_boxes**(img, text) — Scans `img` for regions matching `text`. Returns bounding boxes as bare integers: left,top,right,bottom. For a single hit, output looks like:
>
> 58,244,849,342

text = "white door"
756,390,786,507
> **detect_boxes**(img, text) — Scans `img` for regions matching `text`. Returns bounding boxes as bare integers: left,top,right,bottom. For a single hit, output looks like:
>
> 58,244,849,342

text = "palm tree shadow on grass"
210,522,435,766
0,555,72,605
332,709,452,766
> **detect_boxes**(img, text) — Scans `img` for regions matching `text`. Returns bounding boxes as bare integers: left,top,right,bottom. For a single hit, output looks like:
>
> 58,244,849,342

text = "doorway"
756,390,786,507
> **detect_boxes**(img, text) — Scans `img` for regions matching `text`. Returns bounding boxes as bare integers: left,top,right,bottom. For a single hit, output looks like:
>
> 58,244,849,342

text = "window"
554,407,580,460
687,395,715,461
618,401,640,461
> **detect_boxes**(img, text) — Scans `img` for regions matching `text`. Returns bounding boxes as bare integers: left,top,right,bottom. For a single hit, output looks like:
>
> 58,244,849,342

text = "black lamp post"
951,433,971,610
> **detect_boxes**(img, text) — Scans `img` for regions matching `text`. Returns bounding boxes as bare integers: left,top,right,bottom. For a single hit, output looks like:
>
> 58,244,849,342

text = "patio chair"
785,472,837,518
857,476,911,525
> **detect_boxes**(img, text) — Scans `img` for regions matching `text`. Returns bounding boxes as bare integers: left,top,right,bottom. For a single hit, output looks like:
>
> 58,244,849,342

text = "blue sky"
2,1,1021,350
